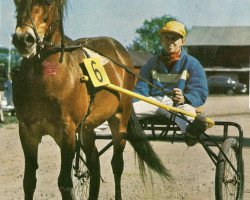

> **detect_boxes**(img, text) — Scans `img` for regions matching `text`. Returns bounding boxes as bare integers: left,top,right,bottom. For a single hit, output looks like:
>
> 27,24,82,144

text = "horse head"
12,0,66,58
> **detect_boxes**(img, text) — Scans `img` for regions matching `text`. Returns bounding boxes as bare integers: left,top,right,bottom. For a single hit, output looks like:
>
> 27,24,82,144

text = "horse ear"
14,0,21,5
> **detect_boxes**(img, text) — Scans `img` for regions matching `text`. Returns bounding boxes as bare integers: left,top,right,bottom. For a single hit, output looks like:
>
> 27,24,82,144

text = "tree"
0,48,21,77
127,15,179,54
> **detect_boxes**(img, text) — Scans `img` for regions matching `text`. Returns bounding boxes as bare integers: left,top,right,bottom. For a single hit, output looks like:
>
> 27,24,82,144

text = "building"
129,26,250,88
186,26,250,85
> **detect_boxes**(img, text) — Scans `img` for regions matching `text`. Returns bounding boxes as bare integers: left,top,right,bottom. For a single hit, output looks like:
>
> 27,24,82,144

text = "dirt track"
0,95,249,200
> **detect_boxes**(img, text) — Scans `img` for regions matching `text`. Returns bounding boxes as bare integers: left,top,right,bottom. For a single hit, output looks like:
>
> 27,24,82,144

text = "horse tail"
127,108,172,181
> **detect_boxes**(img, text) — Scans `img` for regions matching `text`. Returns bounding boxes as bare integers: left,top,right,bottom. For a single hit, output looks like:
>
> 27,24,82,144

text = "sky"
1,0,250,48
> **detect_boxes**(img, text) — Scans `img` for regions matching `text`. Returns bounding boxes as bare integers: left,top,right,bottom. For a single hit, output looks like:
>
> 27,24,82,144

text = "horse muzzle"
12,27,37,58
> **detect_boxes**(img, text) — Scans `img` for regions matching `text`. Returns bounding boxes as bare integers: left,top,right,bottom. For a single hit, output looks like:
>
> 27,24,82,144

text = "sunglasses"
162,34,182,42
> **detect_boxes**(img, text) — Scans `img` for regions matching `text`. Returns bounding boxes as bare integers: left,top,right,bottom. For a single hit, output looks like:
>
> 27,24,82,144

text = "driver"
133,21,208,146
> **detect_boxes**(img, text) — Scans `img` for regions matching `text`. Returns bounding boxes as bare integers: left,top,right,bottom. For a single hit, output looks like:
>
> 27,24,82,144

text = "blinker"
45,0,53,6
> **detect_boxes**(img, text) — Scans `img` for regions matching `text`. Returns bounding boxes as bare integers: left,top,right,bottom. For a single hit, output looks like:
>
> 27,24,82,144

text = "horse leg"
19,124,41,200
58,126,76,200
108,115,127,200
81,130,100,200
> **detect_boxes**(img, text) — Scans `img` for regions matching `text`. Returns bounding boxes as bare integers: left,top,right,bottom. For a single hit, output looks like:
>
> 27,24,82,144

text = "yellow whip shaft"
105,83,214,127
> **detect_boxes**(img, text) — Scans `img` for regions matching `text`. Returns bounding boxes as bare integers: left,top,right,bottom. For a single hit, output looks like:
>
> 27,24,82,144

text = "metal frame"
94,117,244,168
73,117,245,200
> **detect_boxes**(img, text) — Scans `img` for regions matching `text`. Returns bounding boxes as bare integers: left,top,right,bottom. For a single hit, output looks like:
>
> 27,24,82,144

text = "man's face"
161,32,185,54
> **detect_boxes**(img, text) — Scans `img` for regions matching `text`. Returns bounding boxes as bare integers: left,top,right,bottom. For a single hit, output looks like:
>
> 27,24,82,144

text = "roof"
185,26,250,46
205,67,250,72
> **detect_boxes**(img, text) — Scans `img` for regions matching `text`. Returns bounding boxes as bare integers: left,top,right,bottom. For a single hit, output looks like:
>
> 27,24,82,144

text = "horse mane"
14,0,69,15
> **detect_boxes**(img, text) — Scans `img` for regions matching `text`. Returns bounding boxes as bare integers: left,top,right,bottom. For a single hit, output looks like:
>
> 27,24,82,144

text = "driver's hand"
172,88,185,104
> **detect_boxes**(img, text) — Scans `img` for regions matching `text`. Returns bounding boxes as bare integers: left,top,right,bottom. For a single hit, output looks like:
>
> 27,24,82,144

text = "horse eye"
45,0,54,6
38,0,53,6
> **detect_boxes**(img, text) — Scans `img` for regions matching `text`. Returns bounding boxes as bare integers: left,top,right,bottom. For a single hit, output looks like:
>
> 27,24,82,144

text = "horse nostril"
12,32,36,51
24,33,36,45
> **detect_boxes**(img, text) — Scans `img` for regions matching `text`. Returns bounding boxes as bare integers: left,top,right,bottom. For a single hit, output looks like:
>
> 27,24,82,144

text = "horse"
12,0,171,199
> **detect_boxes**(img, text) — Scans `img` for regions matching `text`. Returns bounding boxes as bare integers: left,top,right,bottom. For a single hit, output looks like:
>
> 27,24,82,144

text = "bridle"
20,0,65,62
17,0,173,98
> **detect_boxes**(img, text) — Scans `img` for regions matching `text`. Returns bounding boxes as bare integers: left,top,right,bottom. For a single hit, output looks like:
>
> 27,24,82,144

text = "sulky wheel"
72,143,90,200
215,138,244,200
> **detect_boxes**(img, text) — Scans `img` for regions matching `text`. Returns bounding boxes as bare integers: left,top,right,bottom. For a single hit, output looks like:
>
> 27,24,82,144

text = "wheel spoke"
72,149,90,199
215,138,244,200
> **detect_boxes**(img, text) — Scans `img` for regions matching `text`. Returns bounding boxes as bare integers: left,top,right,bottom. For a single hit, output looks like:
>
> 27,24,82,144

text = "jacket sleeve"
184,61,208,107
134,58,154,102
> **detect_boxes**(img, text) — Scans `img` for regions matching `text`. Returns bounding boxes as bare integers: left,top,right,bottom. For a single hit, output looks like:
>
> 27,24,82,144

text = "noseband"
22,0,65,62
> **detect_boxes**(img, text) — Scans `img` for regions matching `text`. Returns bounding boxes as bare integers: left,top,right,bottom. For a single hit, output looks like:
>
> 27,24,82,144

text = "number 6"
91,60,103,83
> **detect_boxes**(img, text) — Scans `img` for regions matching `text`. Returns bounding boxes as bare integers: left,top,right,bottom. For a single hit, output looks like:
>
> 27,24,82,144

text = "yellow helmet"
160,21,186,38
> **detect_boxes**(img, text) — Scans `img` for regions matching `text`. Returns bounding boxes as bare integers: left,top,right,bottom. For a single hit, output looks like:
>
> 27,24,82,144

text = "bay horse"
12,0,171,199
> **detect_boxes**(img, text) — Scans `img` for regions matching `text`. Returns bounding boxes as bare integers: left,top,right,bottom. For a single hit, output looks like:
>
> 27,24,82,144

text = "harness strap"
59,4,65,63
78,47,96,134
81,44,173,98
42,41,173,99
26,0,44,58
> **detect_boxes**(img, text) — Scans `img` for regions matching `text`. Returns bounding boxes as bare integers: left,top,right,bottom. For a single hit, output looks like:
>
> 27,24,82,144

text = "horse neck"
46,27,63,47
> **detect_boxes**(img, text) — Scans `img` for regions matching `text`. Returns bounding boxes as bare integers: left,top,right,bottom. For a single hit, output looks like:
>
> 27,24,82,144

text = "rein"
36,40,173,98
82,44,173,97
25,0,65,62
24,0,172,97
